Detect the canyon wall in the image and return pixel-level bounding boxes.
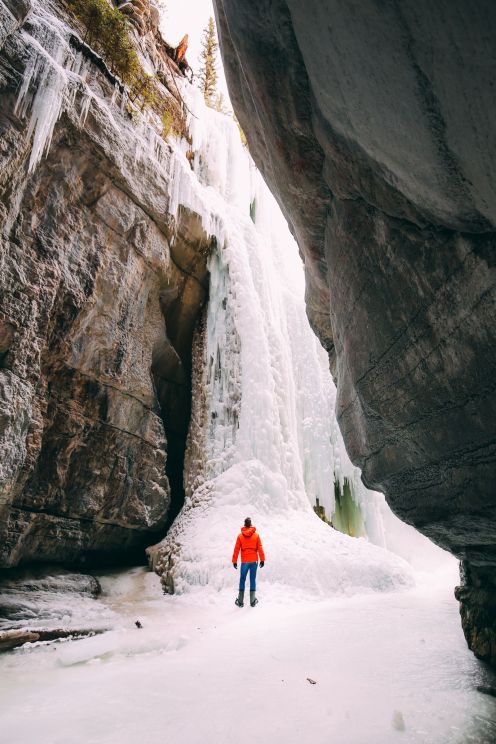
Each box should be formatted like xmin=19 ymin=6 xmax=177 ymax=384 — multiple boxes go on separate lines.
xmin=0 ymin=0 xmax=209 ymax=567
xmin=214 ymin=0 xmax=496 ymax=663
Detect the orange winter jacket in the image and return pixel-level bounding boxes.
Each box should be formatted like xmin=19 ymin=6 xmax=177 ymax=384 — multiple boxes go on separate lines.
xmin=232 ymin=526 xmax=265 ymax=564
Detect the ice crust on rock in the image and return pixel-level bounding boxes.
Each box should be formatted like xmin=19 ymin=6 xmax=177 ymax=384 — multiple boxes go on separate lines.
xmin=13 ymin=0 xmax=174 ymax=182
xmin=14 ymin=2 xmax=91 ymax=173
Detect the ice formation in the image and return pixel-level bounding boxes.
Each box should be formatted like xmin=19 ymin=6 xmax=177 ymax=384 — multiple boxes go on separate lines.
xmin=14 ymin=0 xmax=441 ymax=599
xmin=13 ymin=0 xmax=172 ymax=182
xmin=13 ymin=2 xmax=94 ymax=173
xmin=150 ymin=85 xmax=421 ymax=597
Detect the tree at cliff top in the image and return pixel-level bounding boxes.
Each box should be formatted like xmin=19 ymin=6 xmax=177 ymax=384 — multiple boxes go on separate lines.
xmin=66 ymin=0 xmax=186 ymax=135
xmin=198 ymin=16 xmax=219 ymax=107
xmin=67 ymin=0 xmax=139 ymax=82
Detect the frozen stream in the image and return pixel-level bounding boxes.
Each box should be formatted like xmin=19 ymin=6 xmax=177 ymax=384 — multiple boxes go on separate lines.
xmin=1 ymin=565 xmax=496 ymax=744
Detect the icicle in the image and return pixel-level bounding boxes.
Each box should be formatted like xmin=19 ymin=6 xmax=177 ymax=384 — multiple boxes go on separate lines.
xmin=78 ymin=90 xmax=93 ymax=127
xmin=13 ymin=1 xmax=77 ymax=172
xmin=13 ymin=1 xmax=138 ymax=173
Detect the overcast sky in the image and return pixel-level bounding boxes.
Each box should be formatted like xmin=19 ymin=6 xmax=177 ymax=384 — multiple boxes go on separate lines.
xmin=159 ymin=0 xmax=230 ymax=100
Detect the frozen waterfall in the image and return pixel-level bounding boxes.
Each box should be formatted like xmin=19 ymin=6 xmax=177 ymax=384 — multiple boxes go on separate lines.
xmin=149 ymin=86 xmax=439 ymax=596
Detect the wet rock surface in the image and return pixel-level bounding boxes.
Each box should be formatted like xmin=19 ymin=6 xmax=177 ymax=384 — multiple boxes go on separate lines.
xmin=0 ymin=627 xmax=102 ymax=652
xmin=214 ymin=0 xmax=496 ymax=661
xmin=0 ymin=1 xmax=210 ymax=567
xmin=456 ymin=563 xmax=496 ymax=666
xmin=0 ymin=565 xmax=103 ymax=631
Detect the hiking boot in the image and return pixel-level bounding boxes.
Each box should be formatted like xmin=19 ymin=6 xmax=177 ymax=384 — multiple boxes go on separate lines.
xmin=250 ymin=591 xmax=258 ymax=607
xmin=235 ymin=591 xmax=244 ymax=607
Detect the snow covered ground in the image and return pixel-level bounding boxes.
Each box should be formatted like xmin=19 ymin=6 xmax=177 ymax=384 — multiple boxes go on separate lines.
xmin=1 ymin=565 xmax=496 ymax=744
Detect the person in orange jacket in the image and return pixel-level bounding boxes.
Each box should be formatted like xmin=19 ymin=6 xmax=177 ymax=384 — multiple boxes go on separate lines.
xmin=232 ymin=517 xmax=265 ymax=607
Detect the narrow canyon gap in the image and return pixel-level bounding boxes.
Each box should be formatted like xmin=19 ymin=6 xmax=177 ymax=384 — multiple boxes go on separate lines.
xmin=213 ymin=0 xmax=496 ymax=664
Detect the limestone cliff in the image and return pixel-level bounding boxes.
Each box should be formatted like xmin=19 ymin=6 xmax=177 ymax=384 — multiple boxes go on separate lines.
xmin=214 ymin=0 xmax=496 ymax=663
xmin=0 ymin=0 xmax=210 ymax=566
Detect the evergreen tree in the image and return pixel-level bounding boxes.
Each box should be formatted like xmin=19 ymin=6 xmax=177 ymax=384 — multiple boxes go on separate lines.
xmin=198 ymin=16 xmax=219 ymax=107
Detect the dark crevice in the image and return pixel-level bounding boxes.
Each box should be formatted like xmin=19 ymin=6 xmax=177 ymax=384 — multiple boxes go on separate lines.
xmin=152 ymin=336 xmax=194 ymax=535
xmin=163 ymin=433 xmax=188 ymax=530
xmin=152 ymin=235 xmax=211 ymax=537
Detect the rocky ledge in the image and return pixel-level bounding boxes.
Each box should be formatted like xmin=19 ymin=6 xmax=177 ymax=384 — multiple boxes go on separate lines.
xmin=214 ymin=0 xmax=496 ymax=663
xmin=0 ymin=0 xmax=211 ymax=567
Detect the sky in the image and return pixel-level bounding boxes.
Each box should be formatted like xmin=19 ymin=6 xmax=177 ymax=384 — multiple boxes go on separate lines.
xmin=158 ymin=0 xmax=230 ymax=100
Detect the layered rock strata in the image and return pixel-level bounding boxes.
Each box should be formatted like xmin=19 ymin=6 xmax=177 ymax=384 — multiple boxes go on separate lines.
xmin=214 ymin=0 xmax=496 ymax=663
xmin=0 ymin=0 xmax=210 ymax=566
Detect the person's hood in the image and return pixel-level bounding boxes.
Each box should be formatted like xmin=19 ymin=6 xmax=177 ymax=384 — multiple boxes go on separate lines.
xmin=241 ymin=526 xmax=256 ymax=537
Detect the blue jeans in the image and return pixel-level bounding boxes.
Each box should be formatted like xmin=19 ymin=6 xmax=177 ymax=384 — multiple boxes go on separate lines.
xmin=239 ymin=562 xmax=258 ymax=591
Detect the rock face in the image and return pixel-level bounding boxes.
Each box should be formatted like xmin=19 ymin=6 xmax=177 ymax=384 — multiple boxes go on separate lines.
xmin=0 ymin=0 xmax=210 ymax=566
xmin=0 ymin=564 xmax=102 ymax=631
xmin=214 ymin=0 xmax=496 ymax=662
xmin=112 ymin=0 xmax=191 ymax=79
